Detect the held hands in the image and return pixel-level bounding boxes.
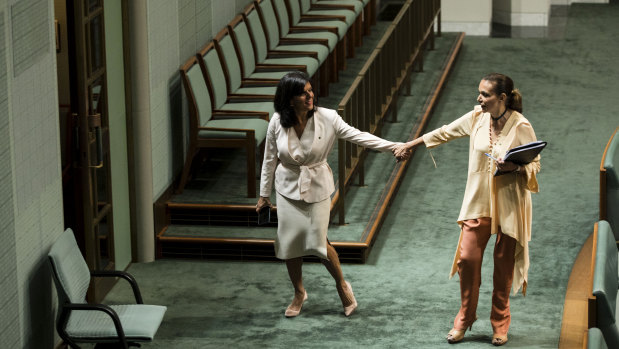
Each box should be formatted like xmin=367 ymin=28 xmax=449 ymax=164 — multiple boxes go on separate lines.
xmin=255 ymin=196 xmax=272 ymax=213
xmin=392 ymin=143 xmax=412 ymax=162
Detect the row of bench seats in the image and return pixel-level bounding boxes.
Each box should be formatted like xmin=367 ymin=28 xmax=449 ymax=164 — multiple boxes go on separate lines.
xmin=177 ymin=0 xmax=377 ymax=197
xmin=600 ymin=126 xmax=619 ymax=239
xmin=588 ymin=221 xmax=618 ymax=349
xmin=587 ymin=126 xmax=619 ymax=349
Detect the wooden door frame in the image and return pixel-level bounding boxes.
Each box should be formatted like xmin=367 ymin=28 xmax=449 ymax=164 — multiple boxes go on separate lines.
xmin=68 ymin=0 xmax=116 ymax=302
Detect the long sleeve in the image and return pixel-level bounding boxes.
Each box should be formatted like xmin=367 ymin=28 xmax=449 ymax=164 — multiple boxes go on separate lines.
xmin=332 ymin=113 xmax=399 ymax=152
xmin=423 ymin=108 xmax=478 ymax=148
xmin=515 ymin=123 xmax=541 ymax=193
xmin=259 ymin=117 xmax=279 ymax=197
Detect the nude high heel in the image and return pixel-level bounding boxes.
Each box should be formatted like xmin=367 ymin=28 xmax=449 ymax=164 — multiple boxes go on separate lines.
xmin=446 ymin=316 xmax=477 ymax=344
xmin=492 ymin=334 xmax=508 ymax=346
xmin=285 ymin=291 xmax=307 ymax=318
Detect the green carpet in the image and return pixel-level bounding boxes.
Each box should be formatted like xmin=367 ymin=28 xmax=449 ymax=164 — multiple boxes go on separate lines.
xmin=104 ymin=4 xmax=619 ymax=348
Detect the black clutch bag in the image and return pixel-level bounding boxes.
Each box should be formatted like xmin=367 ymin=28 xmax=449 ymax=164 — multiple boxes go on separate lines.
xmin=257 ymin=206 xmax=271 ymax=225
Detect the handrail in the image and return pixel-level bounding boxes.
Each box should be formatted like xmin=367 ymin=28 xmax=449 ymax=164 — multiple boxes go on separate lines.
xmin=334 ymin=0 xmax=441 ymax=224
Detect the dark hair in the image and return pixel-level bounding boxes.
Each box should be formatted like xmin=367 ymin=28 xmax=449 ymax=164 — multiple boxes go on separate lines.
xmin=482 ymin=73 xmax=523 ymax=113
xmin=273 ymin=71 xmax=316 ymax=128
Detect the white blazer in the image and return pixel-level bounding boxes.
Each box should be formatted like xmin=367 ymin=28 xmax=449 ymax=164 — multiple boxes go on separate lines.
xmin=260 ymin=107 xmax=399 ymax=203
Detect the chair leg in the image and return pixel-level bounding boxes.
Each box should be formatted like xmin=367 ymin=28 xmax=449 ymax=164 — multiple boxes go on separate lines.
xmin=356 ymin=16 xmax=363 ymax=46
xmin=346 ymin=30 xmax=355 ymax=58
xmin=247 ymin=139 xmax=257 ymax=198
xmin=336 ymin=40 xmax=346 ymax=72
xmin=177 ymin=145 xmax=197 ymax=194
xmin=319 ymin=63 xmax=330 ymax=96
xmin=370 ymin=0 xmax=377 ymax=26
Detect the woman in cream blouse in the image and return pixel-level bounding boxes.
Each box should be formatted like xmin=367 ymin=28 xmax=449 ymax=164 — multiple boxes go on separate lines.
xmin=256 ymin=72 xmax=400 ymax=318
xmin=394 ymin=73 xmax=540 ymax=346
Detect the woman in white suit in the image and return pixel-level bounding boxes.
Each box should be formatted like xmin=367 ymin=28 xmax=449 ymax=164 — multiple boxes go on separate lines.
xmin=256 ymin=72 xmax=400 ymax=317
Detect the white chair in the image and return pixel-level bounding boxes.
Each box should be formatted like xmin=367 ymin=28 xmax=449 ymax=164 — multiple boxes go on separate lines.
xmin=48 ymin=228 xmax=166 ymax=348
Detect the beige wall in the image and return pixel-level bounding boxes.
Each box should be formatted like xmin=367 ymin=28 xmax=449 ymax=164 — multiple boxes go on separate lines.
xmin=493 ymin=0 xmax=551 ymax=26
xmin=0 ymin=0 xmax=64 ymax=347
xmin=443 ymin=0 xmax=609 ymax=34
xmin=442 ymin=0 xmax=492 ymax=35
xmin=0 ymin=0 xmax=259 ymax=345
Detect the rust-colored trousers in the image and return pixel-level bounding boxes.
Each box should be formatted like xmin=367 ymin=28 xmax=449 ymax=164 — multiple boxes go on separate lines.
xmin=453 ymin=218 xmax=516 ymax=336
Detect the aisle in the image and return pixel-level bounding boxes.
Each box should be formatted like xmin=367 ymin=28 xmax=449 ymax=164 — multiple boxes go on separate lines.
xmin=103 ymin=4 xmax=619 ymax=348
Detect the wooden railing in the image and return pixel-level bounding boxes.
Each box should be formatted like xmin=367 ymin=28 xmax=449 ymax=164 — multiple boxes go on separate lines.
xmin=333 ymin=0 xmax=441 ymax=224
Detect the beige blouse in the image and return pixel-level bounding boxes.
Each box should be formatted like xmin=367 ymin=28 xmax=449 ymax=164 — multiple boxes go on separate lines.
xmin=422 ymin=105 xmax=541 ymax=295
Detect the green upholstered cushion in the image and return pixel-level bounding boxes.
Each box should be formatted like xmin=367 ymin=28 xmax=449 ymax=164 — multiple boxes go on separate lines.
xmin=65 ymin=304 xmax=167 ymax=340
xmin=235 ymin=86 xmax=277 ymax=95
xmin=315 ymin=0 xmax=365 ymax=13
xmin=588 ymin=327 xmax=609 ymax=349
xmin=247 ymin=70 xmax=290 ymax=80
xmin=292 ymin=20 xmax=348 ymax=38
xmin=274 ymin=0 xmax=345 ymax=41
xmin=283 ymin=32 xmax=337 ymax=52
xmin=592 ymin=220 xmax=619 ymax=349
xmin=259 ymin=0 xmax=282 ymax=50
xmin=275 ymin=43 xmax=330 ymax=62
xmin=603 ymin=129 xmax=619 ymax=237
xmin=245 ymin=9 xmax=321 ymax=75
xmin=232 ymin=22 xmax=258 ymax=79
xmin=200 ymin=118 xmax=269 ymax=143
xmin=273 ymin=0 xmax=292 ymax=36
xmin=48 ymin=228 xmax=91 ymax=304
xmin=295 ymin=0 xmax=355 ymax=28
xmin=303 ymin=9 xmax=356 ymax=26
xmin=604 ymin=130 xmax=619 ymax=188
xmin=202 ymin=50 xmax=229 ymax=111
xmin=262 ymin=56 xmax=320 ymax=75
xmin=217 ymin=35 xmax=243 ymax=92
xmin=217 ymin=101 xmax=275 ymax=116
xmin=246 ymin=10 xmax=270 ymax=62
xmin=186 ymin=63 xmax=213 ymax=126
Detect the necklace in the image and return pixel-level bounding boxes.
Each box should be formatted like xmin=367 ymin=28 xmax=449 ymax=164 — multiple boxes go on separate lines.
xmin=491 ymin=108 xmax=508 ymax=121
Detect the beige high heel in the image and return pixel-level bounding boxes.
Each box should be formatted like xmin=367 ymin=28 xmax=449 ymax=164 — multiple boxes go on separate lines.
xmin=446 ymin=316 xmax=477 ymax=344
xmin=492 ymin=334 xmax=508 ymax=346
xmin=341 ymin=281 xmax=357 ymax=317
xmin=285 ymin=291 xmax=307 ymax=318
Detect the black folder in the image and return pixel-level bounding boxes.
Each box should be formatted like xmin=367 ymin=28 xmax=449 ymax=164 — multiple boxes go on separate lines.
xmin=495 ymin=140 xmax=547 ymax=176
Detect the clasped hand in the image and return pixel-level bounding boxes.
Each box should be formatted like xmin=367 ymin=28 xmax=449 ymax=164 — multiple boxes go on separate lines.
xmin=495 ymin=158 xmax=519 ymax=172
xmin=392 ymin=143 xmax=412 ymax=162
xmin=255 ymin=196 xmax=272 ymax=213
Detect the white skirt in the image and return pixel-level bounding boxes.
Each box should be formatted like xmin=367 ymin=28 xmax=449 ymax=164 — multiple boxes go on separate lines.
xmin=274 ymin=192 xmax=330 ymax=260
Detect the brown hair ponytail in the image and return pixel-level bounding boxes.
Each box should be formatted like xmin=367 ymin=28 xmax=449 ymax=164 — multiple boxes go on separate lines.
xmin=482 ymin=73 xmax=523 ymax=113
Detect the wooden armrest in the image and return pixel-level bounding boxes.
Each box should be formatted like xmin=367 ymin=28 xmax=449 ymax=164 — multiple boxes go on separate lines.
xmin=267 ymin=50 xmax=319 ymax=60
xmin=289 ymin=25 xmax=338 ymax=35
xmin=301 ymin=14 xmax=346 ymax=22
xmin=240 ymin=79 xmax=280 ymax=87
xmin=311 ymin=3 xmax=355 ymax=11
xmin=241 ymin=77 xmax=280 ymax=83
xmin=198 ymin=126 xmax=254 ymax=133
xmin=256 ymin=63 xmax=307 ymax=72
xmin=212 ymin=110 xmax=269 ymax=120
xmin=227 ymin=94 xmax=274 ymax=102
xmin=279 ymin=37 xmax=329 ymax=48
